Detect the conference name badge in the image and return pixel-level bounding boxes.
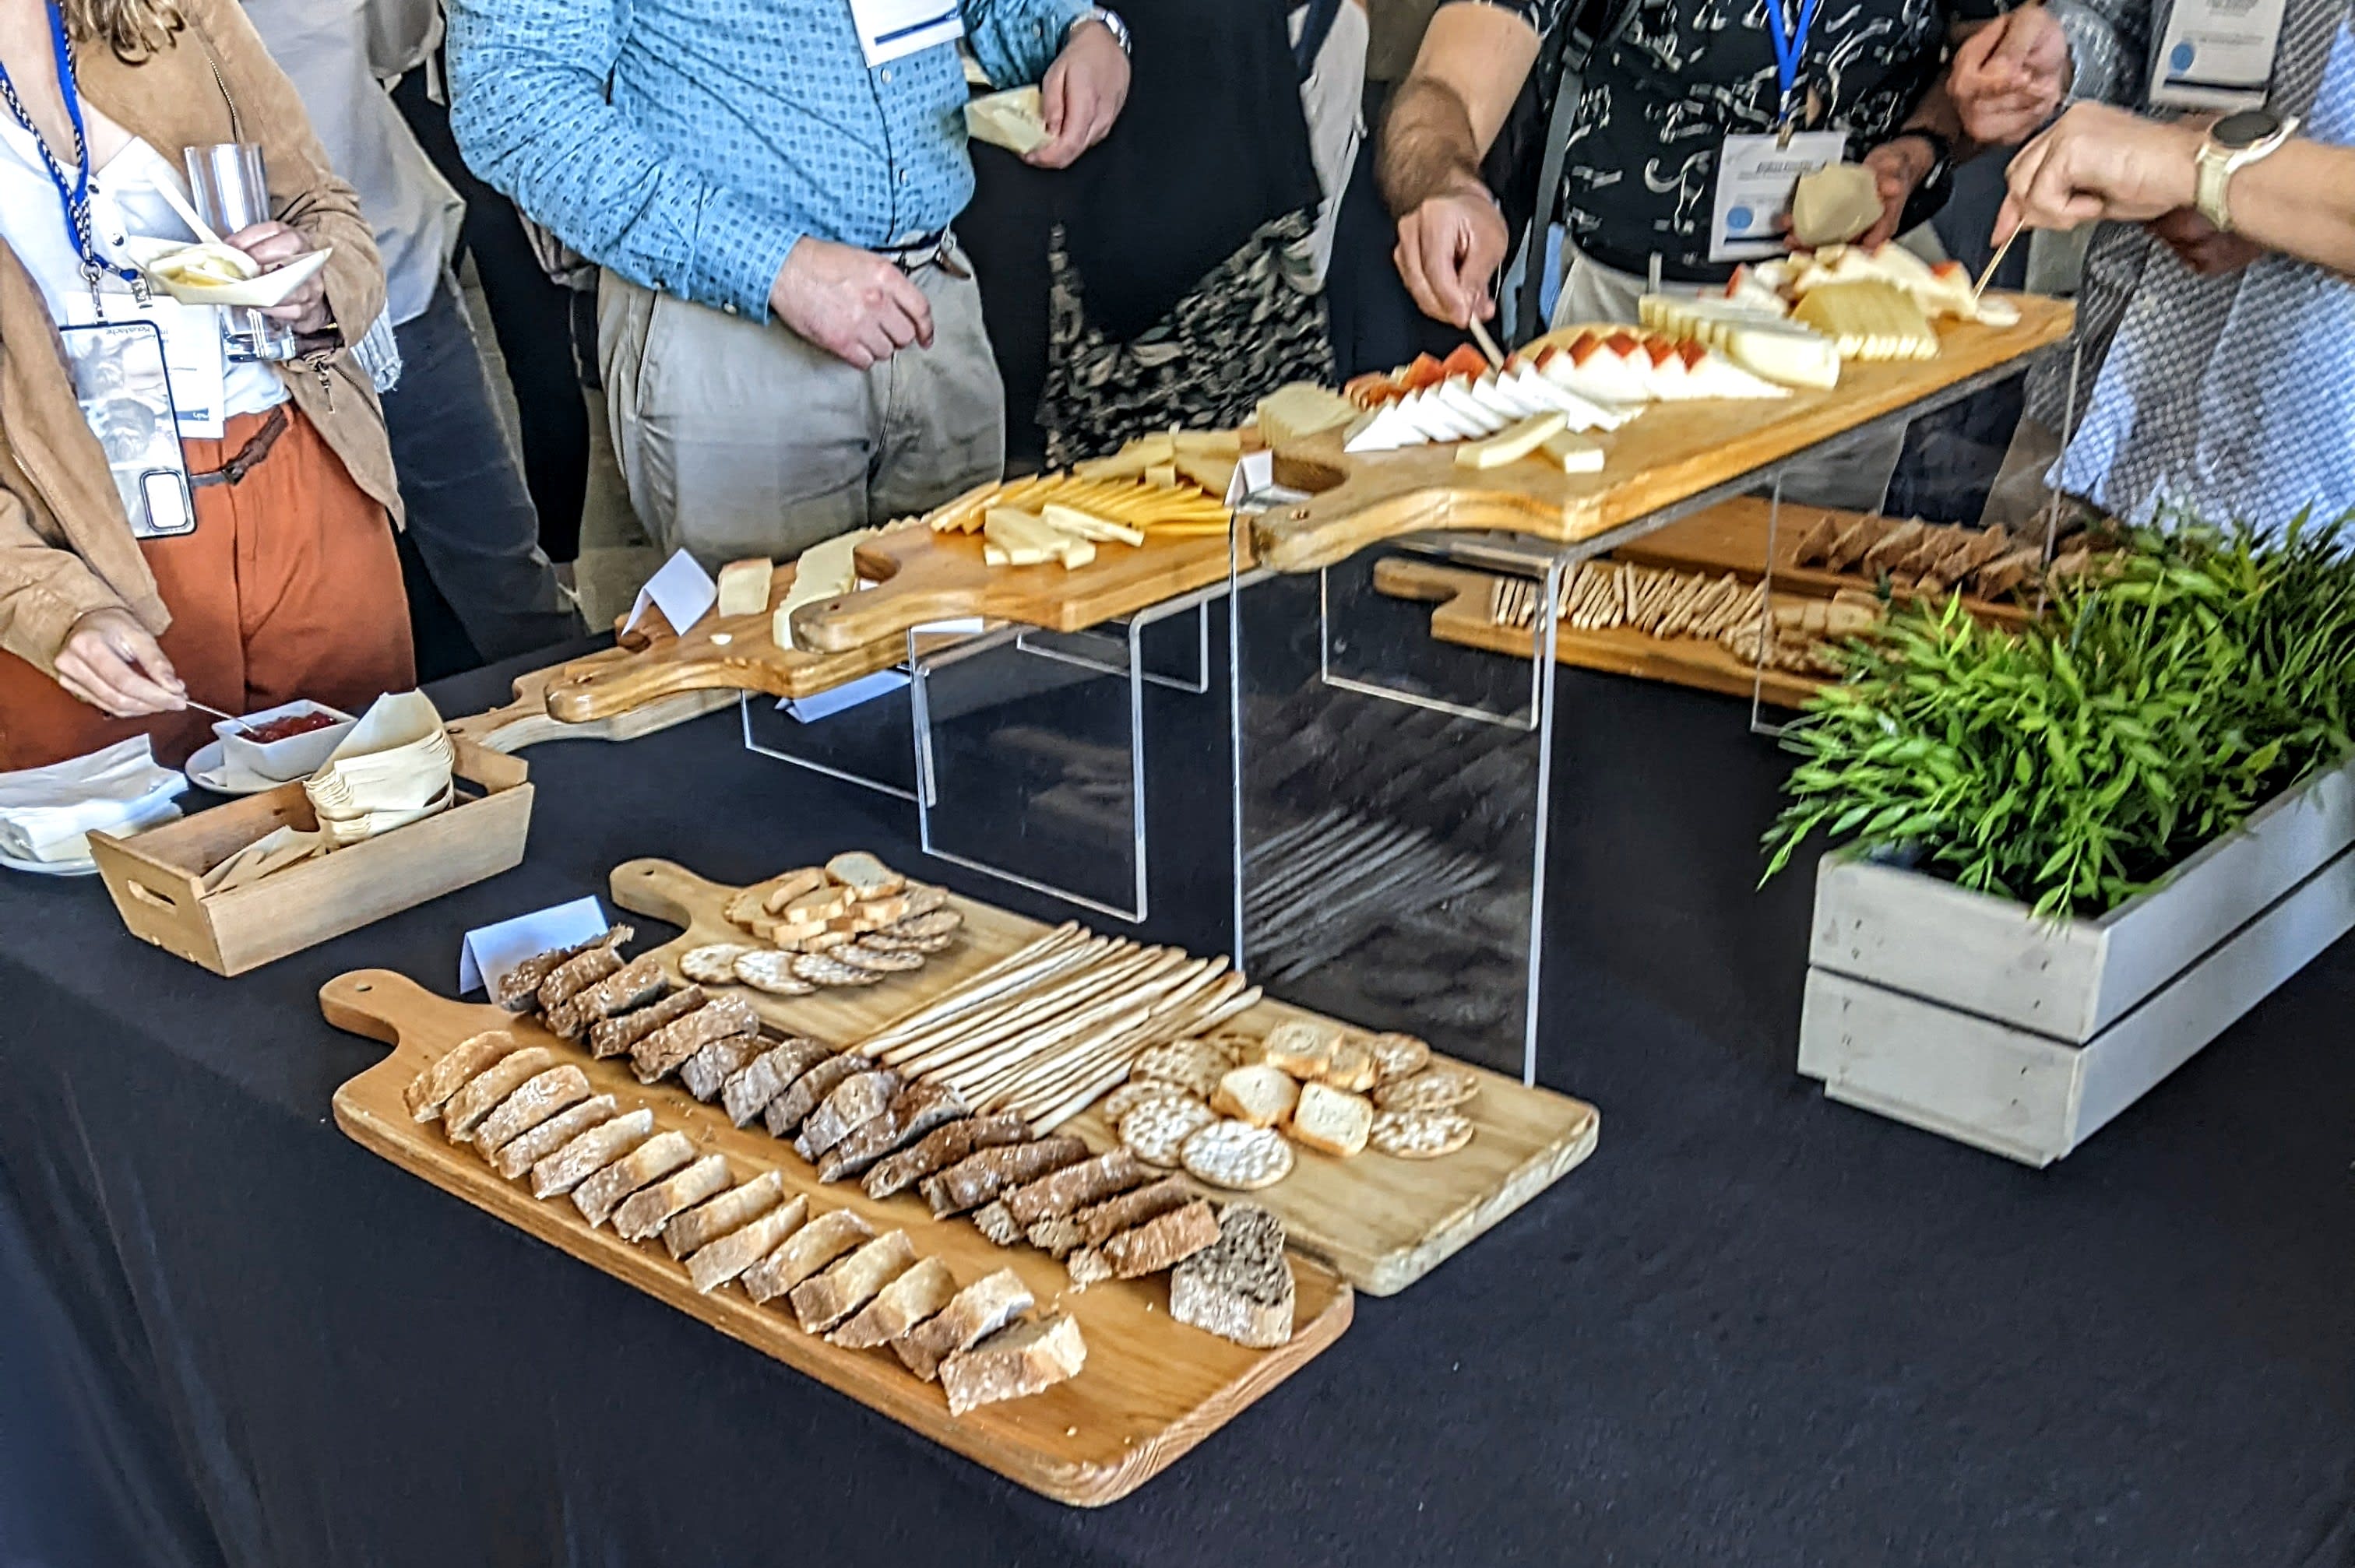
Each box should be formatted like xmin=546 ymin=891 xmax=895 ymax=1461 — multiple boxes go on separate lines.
xmin=1710 ymin=131 xmax=1846 ymax=262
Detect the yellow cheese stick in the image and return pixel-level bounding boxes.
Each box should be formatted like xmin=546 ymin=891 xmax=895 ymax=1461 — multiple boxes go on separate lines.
xmin=1456 ymin=411 xmax=1567 ymax=470
xmin=926 ymin=478 xmax=1003 ymax=533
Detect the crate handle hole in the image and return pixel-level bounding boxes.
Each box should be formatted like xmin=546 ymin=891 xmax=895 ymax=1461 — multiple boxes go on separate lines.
xmin=354 ymin=982 xmax=372 ymax=993
xmin=123 ymin=881 xmax=178 ymax=912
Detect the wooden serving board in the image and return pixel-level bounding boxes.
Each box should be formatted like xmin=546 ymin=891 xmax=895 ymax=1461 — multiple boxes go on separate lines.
xmin=324 ymin=969 xmax=1352 ymax=1507
xmin=535 ymin=562 xmax=917 ymax=724
xmin=1613 ymin=497 xmax=2036 ymax=627
xmin=445 ymin=649 xmax=738 ymax=754
xmin=1251 ymin=296 xmax=2074 ymax=573
xmin=1373 ymin=555 xmax=1823 ymax=710
xmin=613 ymin=858 xmax=1601 ymax=1296
xmin=788 ymin=523 xmax=1244 ymax=655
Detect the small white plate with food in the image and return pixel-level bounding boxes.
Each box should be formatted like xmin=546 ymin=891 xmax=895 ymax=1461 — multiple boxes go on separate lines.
xmin=127 ymin=237 xmax=333 ymax=309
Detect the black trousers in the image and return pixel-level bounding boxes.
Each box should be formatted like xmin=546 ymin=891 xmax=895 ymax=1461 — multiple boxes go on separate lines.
xmin=393 ymin=69 xmax=590 ymax=564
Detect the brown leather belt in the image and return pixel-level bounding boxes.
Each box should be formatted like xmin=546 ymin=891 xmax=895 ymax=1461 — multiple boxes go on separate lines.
xmin=188 ymin=406 xmax=290 ymax=489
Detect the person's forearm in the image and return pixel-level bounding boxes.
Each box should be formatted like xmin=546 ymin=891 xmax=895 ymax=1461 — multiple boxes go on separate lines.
xmin=442 ymin=0 xmax=808 ymax=321
xmin=1901 ymin=79 xmax=1976 ymax=160
xmin=2218 ymin=140 xmax=2355 ymax=277
xmin=1378 ymin=74 xmax=1487 ymax=216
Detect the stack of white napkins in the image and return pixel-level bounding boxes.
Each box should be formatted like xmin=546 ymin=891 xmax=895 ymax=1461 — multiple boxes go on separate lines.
xmin=0 ymin=736 xmax=186 ymax=866
xmin=303 ymin=691 xmax=454 ymax=849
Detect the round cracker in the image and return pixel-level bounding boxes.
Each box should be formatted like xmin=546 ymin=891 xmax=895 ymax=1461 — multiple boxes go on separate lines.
xmin=899 ymin=884 xmax=950 ymax=918
xmin=1131 ymin=1039 xmax=1228 ymax=1100
xmin=1179 ymin=1119 xmax=1294 ymax=1191
xmin=1367 ymin=1032 xmax=1431 ymax=1082
xmin=836 ymin=940 xmax=926 ymax=974
xmin=1369 ymin=1108 xmax=1473 ymax=1159
xmin=681 ymin=944 xmax=755 ymax=985
xmin=888 ymin=908 xmax=963 ymax=941
xmin=791 ymin=951 xmax=879 ymax=987
xmin=1100 ymin=1081 xmax=1192 ymax=1123
xmin=1374 ymin=1064 xmax=1478 ymax=1112
xmin=1118 ymin=1095 xmax=1216 ymax=1167
xmin=732 ymin=950 xmax=817 ymax=995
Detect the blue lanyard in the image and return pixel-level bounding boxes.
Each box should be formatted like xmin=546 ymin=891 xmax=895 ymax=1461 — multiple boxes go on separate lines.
xmin=0 ymin=2 xmax=142 ymax=294
xmin=1765 ymin=0 xmax=1822 ymax=125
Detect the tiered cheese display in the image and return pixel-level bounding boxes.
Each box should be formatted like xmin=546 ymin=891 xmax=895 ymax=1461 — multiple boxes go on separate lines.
xmin=924 ymin=471 xmax=1232 ymax=571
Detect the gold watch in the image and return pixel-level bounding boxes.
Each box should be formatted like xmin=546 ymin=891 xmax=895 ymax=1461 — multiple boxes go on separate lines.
xmin=2194 ymin=108 xmax=2298 ymax=233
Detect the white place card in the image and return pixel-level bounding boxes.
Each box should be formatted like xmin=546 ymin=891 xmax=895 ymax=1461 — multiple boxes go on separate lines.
xmin=623 ymin=549 xmax=718 ymax=637
xmin=459 ymin=895 xmax=609 ymax=997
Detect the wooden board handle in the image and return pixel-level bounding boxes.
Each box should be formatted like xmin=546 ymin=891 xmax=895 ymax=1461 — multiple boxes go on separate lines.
xmin=1369 ymin=556 xmax=1481 ymax=610
xmin=790 ymin=581 xmax=979 ymax=655
xmin=608 ymin=857 xmax=734 ymax=934
xmin=319 ymin=969 xmax=439 ymax=1048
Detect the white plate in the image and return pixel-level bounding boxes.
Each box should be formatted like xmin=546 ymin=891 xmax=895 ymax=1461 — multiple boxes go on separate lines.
xmin=0 ymin=846 xmax=98 ymax=876
xmin=185 ymin=739 xmax=290 ymax=796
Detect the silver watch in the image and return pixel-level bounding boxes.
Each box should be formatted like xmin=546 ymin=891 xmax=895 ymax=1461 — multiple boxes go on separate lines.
xmin=1068 ymin=5 xmax=1130 ymax=54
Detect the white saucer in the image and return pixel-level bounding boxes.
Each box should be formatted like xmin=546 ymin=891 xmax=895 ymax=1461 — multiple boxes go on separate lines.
xmin=186 ymin=738 xmax=295 ymax=796
xmin=0 ymin=846 xmax=99 ymax=877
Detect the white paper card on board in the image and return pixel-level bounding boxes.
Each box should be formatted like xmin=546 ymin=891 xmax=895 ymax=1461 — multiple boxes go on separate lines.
xmin=1226 ymin=449 xmax=1275 ymax=507
xmin=1710 ymin=131 xmax=1846 ymax=262
xmin=782 ymin=668 xmax=910 ymax=723
xmin=624 ymin=550 xmax=718 ymax=637
xmin=847 ymin=0 xmax=964 ymax=68
xmin=2149 ymin=0 xmax=2286 ymax=109
xmin=459 ymin=895 xmax=609 ymax=996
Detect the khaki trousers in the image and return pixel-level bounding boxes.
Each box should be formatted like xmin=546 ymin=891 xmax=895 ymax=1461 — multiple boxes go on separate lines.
xmin=598 ymin=250 xmax=1005 ymax=568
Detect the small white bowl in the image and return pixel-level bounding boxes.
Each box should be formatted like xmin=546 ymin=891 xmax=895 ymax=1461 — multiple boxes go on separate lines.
xmin=215 ymin=699 xmax=356 ymax=782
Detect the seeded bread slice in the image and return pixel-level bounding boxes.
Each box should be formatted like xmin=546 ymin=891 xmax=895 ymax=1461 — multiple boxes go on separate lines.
xmin=720 ymin=1038 xmax=833 ymax=1127
xmin=546 ymin=955 xmax=667 ymax=1039
xmin=495 ymin=926 xmax=625 ymax=1011
xmin=680 ymin=1033 xmax=761 ymax=1102
xmin=864 ymin=1111 xmax=1031 ymax=1200
xmin=535 ymin=943 xmax=624 ymax=1014
xmin=765 ymin=1053 xmax=874 ymax=1138
xmin=1027 ymin=1174 xmax=1193 ymax=1259
xmin=1065 ymin=1198 xmax=1220 ymax=1290
xmin=1170 ymin=1204 xmax=1294 ymax=1348
xmin=892 ymin=1267 xmax=1034 ymax=1381
xmin=794 ymin=1068 xmax=903 ymax=1161
xmin=685 ymin=1194 xmax=809 ymax=1294
xmin=821 ymin=1081 xmax=970 ymax=1183
xmin=940 ymin=1313 xmax=1087 ymax=1417
xmin=920 ymin=1136 xmax=1088 ymax=1217
xmin=589 ymin=986 xmax=706 ymax=1060
xmin=632 ymin=995 xmax=760 ymax=1084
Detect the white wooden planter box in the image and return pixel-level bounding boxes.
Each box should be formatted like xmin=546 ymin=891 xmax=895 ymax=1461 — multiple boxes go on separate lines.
xmin=1797 ymin=751 xmax=2355 ymax=1165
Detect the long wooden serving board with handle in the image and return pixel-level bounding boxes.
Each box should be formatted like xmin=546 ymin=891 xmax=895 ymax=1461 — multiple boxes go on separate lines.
xmin=1251 ymin=296 xmax=2073 ymax=575
xmin=611 ymin=857 xmax=1600 ymax=1296
xmin=445 ymin=648 xmax=739 ymax=754
xmin=787 ymin=521 xmax=1246 ymax=655
xmin=324 ymin=968 xmax=1352 ymax=1507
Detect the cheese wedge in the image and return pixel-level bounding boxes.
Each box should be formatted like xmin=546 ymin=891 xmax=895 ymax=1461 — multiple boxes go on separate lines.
xmin=773 ymin=528 xmax=872 ymax=649
xmin=984 ymin=508 xmax=1095 ymax=568
xmin=1789 ymin=164 xmax=1883 ymax=248
xmin=1790 ymin=281 xmax=1939 ymax=361
xmin=1256 ymin=382 xmax=1360 ymax=446
xmin=965 ymin=86 xmax=1050 ymax=154
xmin=716 ymin=557 xmax=772 ymax=618
xmin=1456 ymin=411 xmax=1566 ymax=469
xmin=1074 ymin=432 xmax=1176 ymax=480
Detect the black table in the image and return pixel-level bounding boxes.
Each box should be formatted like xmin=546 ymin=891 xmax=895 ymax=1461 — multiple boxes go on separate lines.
xmin=5 ymin=647 xmax=2351 ymax=1568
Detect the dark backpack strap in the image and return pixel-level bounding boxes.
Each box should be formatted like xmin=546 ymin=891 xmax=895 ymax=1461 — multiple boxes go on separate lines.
xmin=1293 ymin=0 xmax=1344 ymax=80
xmin=1510 ymin=0 xmax=1639 ymax=342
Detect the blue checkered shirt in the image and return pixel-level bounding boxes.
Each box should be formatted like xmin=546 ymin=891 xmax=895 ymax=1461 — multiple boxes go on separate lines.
xmin=444 ymin=0 xmax=1086 ymax=324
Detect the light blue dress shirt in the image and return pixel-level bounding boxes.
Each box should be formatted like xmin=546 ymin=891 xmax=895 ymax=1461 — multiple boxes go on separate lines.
xmin=443 ymin=0 xmax=1086 ymax=325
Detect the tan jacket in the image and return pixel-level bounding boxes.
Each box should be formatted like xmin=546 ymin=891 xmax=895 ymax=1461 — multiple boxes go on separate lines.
xmin=0 ymin=0 xmax=396 ymax=677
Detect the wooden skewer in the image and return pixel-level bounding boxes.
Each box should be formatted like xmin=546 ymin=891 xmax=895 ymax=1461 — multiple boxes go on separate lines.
xmin=1973 ymin=230 xmax=2017 ymax=303
xmin=1469 ymin=313 xmax=1505 ymax=369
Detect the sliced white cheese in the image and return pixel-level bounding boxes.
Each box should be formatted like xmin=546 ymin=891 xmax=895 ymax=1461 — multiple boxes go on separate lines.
xmin=1401 ymin=388 xmax=1481 ymax=442
xmin=1342 ymin=403 xmax=1413 ymax=453
xmin=1474 ymin=370 xmax=1546 ymax=421
xmin=1540 ymin=430 xmax=1605 ymax=473
xmin=1040 ymin=503 xmax=1144 ymax=547
xmin=983 ymin=508 xmax=1067 ymax=567
xmin=1456 ymin=411 xmax=1567 ymax=469
xmin=1434 ymin=378 xmax=1509 ymax=436
xmin=1257 ymin=382 xmax=1362 ymax=446
xmin=773 ymin=527 xmax=873 ymax=649
xmin=716 ymin=557 xmax=772 ymax=619
xmin=1721 ymin=322 xmax=1841 ymax=389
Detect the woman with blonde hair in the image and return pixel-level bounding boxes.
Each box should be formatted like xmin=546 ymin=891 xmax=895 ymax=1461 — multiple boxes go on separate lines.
xmin=0 ymin=0 xmax=412 ymax=768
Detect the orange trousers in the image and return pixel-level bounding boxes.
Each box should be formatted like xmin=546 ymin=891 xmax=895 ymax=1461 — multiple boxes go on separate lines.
xmin=0 ymin=405 xmax=415 ymax=771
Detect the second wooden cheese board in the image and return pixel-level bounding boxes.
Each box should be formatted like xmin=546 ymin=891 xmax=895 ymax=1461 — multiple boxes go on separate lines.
xmin=445 ymin=648 xmax=737 ymax=754
xmin=1251 ymin=296 xmax=2073 ymax=573
xmin=324 ymin=971 xmax=1351 ymax=1507
xmin=612 ymin=858 xmax=1600 ymax=1296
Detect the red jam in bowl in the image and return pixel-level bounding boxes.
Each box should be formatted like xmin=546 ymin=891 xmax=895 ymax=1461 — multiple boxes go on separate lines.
xmin=238 ymin=710 xmax=340 ymax=744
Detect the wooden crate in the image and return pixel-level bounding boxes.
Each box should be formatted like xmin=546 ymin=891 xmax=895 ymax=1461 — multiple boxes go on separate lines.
xmin=86 ymin=740 xmax=532 ymax=977
xmin=1798 ymin=752 xmax=2355 ymax=1164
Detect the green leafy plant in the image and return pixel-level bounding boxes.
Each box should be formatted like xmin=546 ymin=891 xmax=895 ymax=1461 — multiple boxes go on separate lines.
xmin=1762 ymin=511 xmax=2355 ymax=918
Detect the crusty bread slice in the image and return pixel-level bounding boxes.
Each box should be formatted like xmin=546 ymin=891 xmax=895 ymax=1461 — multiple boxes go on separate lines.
xmin=443 ymin=1046 xmax=559 ymax=1143
xmin=829 ymin=1256 xmax=957 ymax=1348
xmin=664 ymin=1170 xmax=785 ymax=1260
xmin=893 ymin=1267 xmax=1034 ymax=1381
xmin=493 ymin=1095 xmax=617 ymax=1181
xmin=406 ymin=1029 xmax=519 ymax=1120
xmin=742 ymin=1208 xmax=871 ymax=1303
xmin=588 ymin=986 xmax=705 ymax=1061
xmin=1209 ymin=1064 xmax=1299 ymax=1130
xmin=473 ymin=1065 xmax=593 ymax=1158
xmin=940 ymin=1314 xmax=1086 ymax=1417
xmin=1259 ymin=1019 xmax=1343 ymax=1079
xmin=864 ymin=1110 xmax=1032 ymax=1200
xmin=572 ymin=1130 xmax=697 ymax=1228
xmin=765 ymin=1053 xmax=873 ymax=1138
xmin=789 ymin=1230 xmax=916 ymax=1332
xmin=530 ymin=1109 xmax=653 ymax=1198
xmin=1289 ymin=1081 xmax=1372 ymax=1158
xmin=685 ymin=1194 xmax=809 ymax=1294
xmin=613 ymin=1153 xmax=733 ymax=1243
xmin=826 ymin=851 xmax=906 ymax=901
xmin=1065 ymin=1198 xmax=1220 ymax=1290
xmin=920 ymin=1136 xmax=1089 ymax=1217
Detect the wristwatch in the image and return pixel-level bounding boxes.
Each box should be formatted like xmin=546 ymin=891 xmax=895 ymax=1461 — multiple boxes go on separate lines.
xmin=1068 ymin=5 xmax=1130 ymax=54
xmin=2195 ymin=107 xmax=2299 ymax=233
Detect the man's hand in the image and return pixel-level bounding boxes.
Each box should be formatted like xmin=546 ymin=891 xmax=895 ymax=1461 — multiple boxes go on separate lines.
xmin=1858 ymin=137 xmax=1936 ymax=248
xmin=225 ymin=222 xmax=330 ymax=332
xmin=1996 ymin=101 xmax=2202 ymax=243
xmin=1027 ymin=19 xmax=1130 ymax=169
xmin=1948 ymin=5 xmax=2071 ymax=147
xmin=2146 ymin=206 xmax=2266 ymax=276
xmin=1394 ymin=184 xmax=1511 ymax=327
xmin=769 ymin=237 xmax=935 ymax=369
xmin=54 ymin=607 xmax=184 ymax=717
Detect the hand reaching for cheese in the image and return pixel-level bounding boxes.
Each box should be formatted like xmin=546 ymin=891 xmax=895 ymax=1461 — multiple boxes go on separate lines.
xmin=1857 ymin=140 xmax=1935 ymax=249
xmin=1394 ymin=183 xmax=1511 ymax=328
xmin=224 ymin=221 xmax=330 ymax=332
xmin=769 ymin=237 xmax=936 ymax=369
xmin=1026 ymin=19 xmax=1130 ymax=170
xmin=1994 ymin=103 xmax=2203 ymax=244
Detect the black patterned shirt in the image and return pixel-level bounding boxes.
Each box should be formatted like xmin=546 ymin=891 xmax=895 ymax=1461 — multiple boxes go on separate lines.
xmin=1473 ymin=0 xmax=2005 ymax=280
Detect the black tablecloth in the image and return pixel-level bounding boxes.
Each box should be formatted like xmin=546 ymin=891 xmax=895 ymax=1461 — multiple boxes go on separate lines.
xmin=5 ymin=643 xmax=2352 ymax=1568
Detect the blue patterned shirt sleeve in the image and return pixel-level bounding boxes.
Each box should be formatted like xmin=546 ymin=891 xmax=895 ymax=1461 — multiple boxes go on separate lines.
xmin=966 ymin=0 xmax=1093 ymax=87
xmin=444 ymin=0 xmax=803 ymax=322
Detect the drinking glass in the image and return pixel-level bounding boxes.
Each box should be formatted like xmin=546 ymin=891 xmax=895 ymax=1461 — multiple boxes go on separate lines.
xmin=183 ymin=142 xmax=299 ymax=362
